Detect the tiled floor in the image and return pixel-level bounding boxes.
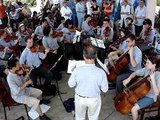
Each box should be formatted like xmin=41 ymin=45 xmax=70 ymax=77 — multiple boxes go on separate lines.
xmin=0 ymin=71 xmax=155 ymax=120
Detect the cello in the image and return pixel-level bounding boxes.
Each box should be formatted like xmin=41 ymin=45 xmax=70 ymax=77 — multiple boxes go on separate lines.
xmin=114 ymin=73 xmax=152 ymax=114
xmin=107 ymin=50 xmax=130 ymax=82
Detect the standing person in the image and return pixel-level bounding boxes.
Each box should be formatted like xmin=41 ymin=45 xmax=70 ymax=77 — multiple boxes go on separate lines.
xmin=7 ymin=58 xmax=51 ymax=120
xmin=76 ymin=0 xmax=86 ymax=28
xmin=67 ymin=0 xmax=77 ymax=27
xmin=104 ymin=0 xmax=113 ymax=19
xmin=68 ymin=46 xmax=108 ymax=120
xmin=134 ymin=0 xmax=146 ymax=37
xmin=123 ymin=56 xmax=160 ymax=120
xmin=0 ymin=0 xmax=8 ymax=29
xmin=60 ymin=1 xmax=72 ymax=20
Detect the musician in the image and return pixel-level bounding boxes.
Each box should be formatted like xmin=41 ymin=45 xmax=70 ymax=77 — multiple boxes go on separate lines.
xmin=108 ymin=28 xmax=128 ymax=66
xmin=45 ymin=12 xmax=55 ymax=29
xmin=34 ymin=19 xmax=48 ymax=41
xmin=0 ymin=29 xmax=18 ymax=60
xmin=82 ymin=15 xmax=95 ymax=37
xmin=115 ymin=34 xmax=142 ymax=94
xmin=0 ymin=0 xmax=8 ymax=29
xmin=123 ymin=56 xmax=160 ymax=120
xmin=16 ymin=23 xmax=33 ymax=53
xmin=7 ymin=58 xmax=51 ymax=120
xmin=138 ymin=18 xmax=155 ymax=52
xmin=68 ymin=46 xmax=108 ymax=120
xmin=62 ymin=19 xmax=75 ymax=59
xmin=125 ymin=17 xmax=135 ymax=35
xmin=42 ymin=26 xmax=64 ymax=67
xmin=19 ymin=36 xmax=53 ymax=85
xmin=56 ymin=17 xmax=65 ymax=32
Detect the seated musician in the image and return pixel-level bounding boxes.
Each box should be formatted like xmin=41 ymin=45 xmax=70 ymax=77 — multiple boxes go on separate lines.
xmin=125 ymin=17 xmax=135 ymax=35
xmin=34 ymin=19 xmax=48 ymax=42
xmin=19 ymin=36 xmax=53 ymax=85
xmin=45 ymin=12 xmax=55 ymax=29
xmin=0 ymin=29 xmax=18 ymax=60
xmin=115 ymin=34 xmax=142 ymax=95
xmin=56 ymin=17 xmax=65 ymax=32
xmin=123 ymin=56 xmax=160 ymax=120
xmin=7 ymin=58 xmax=51 ymax=120
xmin=62 ymin=19 xmax=75 ymax=59
xmin=16 ymin=23 xmax=33 ymax=53
xmin=108 ymin=28 xmax=128 ymax=66
xmin=100 ymin=18 xmax=113 ymax=43
xmin=81 ymin=15 xmax=95 ymax=37
xmin=42 ymin=26 xmax=64 ymax=67
xmin=138 ymin=18 xmax=155 ymax=52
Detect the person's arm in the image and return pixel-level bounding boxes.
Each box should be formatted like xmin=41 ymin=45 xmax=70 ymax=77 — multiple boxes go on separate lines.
xmin=150 ymin=72 xmax=160 ymax=96
xmin=123 ymin=72 xmax=137 ymax=86
xmin=129 ymin=46 xmax=137 ymax=67
xmin=40 ymin=48 xmax=50 ymax=60
xmin=19 ymin=80 xmax=33 ymax=91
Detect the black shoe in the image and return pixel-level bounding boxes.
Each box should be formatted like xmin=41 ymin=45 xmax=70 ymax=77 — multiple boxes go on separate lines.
xmin=39 ymin=114 xmax=51 ymax=120
xmin=40 ymin=99 xmax=51 ymax=105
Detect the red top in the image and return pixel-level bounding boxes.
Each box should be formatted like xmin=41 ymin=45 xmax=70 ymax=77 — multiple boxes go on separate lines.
xmin=0 ymin=4 xmax=7 ymax=19
xmin=104 ymin=4 xmax=112 ymax=16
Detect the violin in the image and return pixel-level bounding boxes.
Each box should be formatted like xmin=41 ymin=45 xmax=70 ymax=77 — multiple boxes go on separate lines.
xmin=88 ymin=19 xmax=98 ymax=28
xmin=0 ymin=45 xmax=19 ymax=56
xmin=69 ymin=26 xmax=81 ymax=32
xmin=30 ymin=45 xmax=45 ymax=53
xmin=16 ymin=66 xmax=31 ymax=76
xmin=52 ymin=31 xmax=63 ymax=37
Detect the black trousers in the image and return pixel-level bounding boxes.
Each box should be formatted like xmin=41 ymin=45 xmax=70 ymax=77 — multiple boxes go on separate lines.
xmin=29 ymin=65 xmax=53 ymax=85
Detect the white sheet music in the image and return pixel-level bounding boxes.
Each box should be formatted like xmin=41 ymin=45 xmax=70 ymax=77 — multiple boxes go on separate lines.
xmin=90 ymin=37 xmax=106 ymax=49
xmin=67 ymin=60 xmax=85 ymax=74
xmin=73 ymin=30 xmax=81 ymax=44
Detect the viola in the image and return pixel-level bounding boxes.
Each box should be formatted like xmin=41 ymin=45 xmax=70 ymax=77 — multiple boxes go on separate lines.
xmin=114 ymin=73 xmax=152 ymax=114
xmin=107 ymin=50 xmax=130 ymax=82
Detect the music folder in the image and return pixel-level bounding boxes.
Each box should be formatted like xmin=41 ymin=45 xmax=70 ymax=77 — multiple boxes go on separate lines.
xmin=67 ymin=60 xmax=85 ymax=74
xmin=90 ymin=37 xmax=106 ymax=49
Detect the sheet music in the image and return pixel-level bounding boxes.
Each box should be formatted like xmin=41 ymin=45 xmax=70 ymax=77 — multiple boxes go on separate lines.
xmin=73 ymin=30 xmax=81 ymax=44
xmin=67 ymin=60 xmax=85 ymax=74
xmin=96 ymin=58 xmax=110 ymax=75
xmin=90 ymin=37 xmax=106 ymax=49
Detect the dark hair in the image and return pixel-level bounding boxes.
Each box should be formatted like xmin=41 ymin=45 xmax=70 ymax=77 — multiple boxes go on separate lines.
xmin=43 ymin=26 xmax=51 ymax=36
xmin=126 ymin=17 xmax=133 ymax=23
xmin=40 ymin=19 xmax=48 ymax=24
xmin=60 ymin=17 xmax=65 ymax=21
xmin=143 ymin=18 xmax=152 ymax=26
xmin=127 ymin=34 xmax=136 ymax=41
xmin=85 ymin=15 xmax=91 ymax=20
xmin=64 ymin=19 xmax=72 ymax=28
xmin=7 ymin=59 xmax=18 ymax=70
xmin=83 ymin=46 xmax=97 ymax=59
xmin=148 ymin=56 xmax=159 ymax=68
xmin=25 ymin=36 xmax=32 ymax=42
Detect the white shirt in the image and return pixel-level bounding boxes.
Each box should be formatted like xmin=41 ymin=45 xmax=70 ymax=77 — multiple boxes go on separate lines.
xmin=60 ymin=6 xmax=72 ymax=20
xmin=86 ymin=1 xmax=92 ymax=15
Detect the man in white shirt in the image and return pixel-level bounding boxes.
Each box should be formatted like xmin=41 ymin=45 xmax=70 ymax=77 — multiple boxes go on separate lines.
xmin=60 ymin=1 xmax=72 ymax=20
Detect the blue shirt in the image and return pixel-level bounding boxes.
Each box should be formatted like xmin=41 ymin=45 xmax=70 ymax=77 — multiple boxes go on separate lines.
xmin=35 ymin=25 xmax=44 ymax=40
xmin=135 ymin=68 xmax=160 ymax=102
xmin=68 ymin=64 xmax=108 ymax=97
xmin=19 ymin=47 xmax=43 ymax=68
xmin=7 ymin=72 xmax=29 ymax=103
xmin=82 ymin=21 xmax=94 ymax=36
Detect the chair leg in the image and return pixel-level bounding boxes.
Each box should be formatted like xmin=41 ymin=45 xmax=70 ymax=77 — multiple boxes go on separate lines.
xmin=24 ymin=105 xmax=30 ymax=120
xmin=3 ymin=106 xmax=7 ymax=120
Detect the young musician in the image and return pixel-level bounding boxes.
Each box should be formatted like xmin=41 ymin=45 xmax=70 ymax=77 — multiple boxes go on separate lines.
xmin=108 ymin=28 xmax=128 ymax=66
xmin=138 ymin=18 xmax=155 ymax=52
xmin=68 ymin=46 xmax=108 ymax=120
xmin=0 ymin=29 xmax=18 ymax=60
xmin=115 ymin=34 xmax=142 ymax=94
xmin=125 ymin=17 xmax=135 ymax=35
xmin=19 ymin=36 xmax=53 ymax=85
xmin=7 ymin=59 xmax=51 ymax=120
xmin=123 ymin=56 xmax=160 ymax=120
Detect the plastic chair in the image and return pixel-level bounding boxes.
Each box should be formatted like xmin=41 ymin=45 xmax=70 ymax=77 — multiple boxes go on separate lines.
xmin=139 ymin=97 xmax=160 ymax=120
xmin=0 ymin=80 xmax=30 ymax=120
